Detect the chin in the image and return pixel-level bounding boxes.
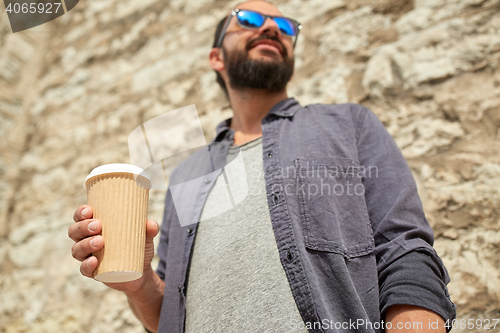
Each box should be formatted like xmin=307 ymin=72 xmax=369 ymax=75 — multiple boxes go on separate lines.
xmin=251 ymin=52 xmax=282 ymax=61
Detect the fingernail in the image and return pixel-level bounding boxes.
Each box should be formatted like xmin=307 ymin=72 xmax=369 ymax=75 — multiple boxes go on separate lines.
xmin=90 ymin=237 xmax=100 ymax=248
xmin=88 ymin=221 xmax=97 ymax=232
xmin=82 ymin=208 xmax=89 ymax=218
xmin=86 ymin=258 xmax=93 ymax=268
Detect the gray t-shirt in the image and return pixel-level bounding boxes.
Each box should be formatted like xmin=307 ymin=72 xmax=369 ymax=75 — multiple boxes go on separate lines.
xmin=185 ymin=136 xmax=308 ymax=333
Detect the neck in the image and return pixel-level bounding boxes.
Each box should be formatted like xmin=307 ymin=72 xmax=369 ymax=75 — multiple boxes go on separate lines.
xmin=227 ymin=88 xmax=288 ymax=145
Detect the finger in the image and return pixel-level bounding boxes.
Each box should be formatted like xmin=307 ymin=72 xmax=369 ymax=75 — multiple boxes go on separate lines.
xmin=68 ymin=219 xmax=101 ymax=242
xmin=73 ymin=205 xmax=93 ymax=222
xmin=71 ymin=235 xmax=103 ymax=261
xmin=80 ymin=256 xmax=98 ymax=278
xmin=145 ymin=220 xmax=160 ymax=242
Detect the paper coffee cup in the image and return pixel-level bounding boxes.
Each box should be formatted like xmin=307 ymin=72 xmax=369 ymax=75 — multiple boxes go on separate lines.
xmin=85 ymin=163 xmax=151 ymax=283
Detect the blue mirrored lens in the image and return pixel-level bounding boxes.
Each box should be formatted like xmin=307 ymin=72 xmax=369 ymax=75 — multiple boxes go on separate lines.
xmin=237 ymin=11 xmax=264 ymax=28
xmin=273 ymin=17 xmax=296 ymax=36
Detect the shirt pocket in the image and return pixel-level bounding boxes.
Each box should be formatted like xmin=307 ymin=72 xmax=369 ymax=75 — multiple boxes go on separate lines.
xmin=295 ymin=157 xmax=374 ymax=258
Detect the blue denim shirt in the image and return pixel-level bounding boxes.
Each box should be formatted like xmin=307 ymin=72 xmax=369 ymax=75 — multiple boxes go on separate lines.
xmin=155 ymin=98 xmax=456 ymax=333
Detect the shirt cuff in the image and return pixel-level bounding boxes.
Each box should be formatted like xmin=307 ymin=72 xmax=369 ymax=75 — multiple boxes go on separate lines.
xmin=379 ymin=249 xmax=457 ymax=332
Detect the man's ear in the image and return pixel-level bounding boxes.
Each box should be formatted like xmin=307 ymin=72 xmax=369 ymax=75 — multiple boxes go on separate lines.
xmin=209 ymin=47 xmax=225 ymax=72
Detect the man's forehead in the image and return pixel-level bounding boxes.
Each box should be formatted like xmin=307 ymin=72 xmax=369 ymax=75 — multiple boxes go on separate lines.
xmin=234 ymin=0 xmax=283 ymax=16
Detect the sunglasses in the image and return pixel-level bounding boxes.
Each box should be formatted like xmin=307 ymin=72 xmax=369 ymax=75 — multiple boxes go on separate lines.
xmin=215 ymin=9 xmax=302 ymax=48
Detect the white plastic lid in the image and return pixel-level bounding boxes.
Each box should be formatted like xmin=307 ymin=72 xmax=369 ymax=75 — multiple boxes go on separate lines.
xmin=84 ymin=163 xmax=152 ymax=189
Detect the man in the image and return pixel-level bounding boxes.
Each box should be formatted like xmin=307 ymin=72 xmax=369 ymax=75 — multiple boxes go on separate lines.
xmin=69 ymin=1 xmax=456 ymax=332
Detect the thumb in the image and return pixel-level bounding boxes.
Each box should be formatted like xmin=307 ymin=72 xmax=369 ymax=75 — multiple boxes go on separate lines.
xmin=145 ymin=220 xmax=159 ymax=242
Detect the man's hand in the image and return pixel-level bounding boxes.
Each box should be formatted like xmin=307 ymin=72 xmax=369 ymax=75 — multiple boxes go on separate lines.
xmin=69 ymin=205 xmax=165 ymax=332
xmin=69 ymin=205 xmax=160 ymax=291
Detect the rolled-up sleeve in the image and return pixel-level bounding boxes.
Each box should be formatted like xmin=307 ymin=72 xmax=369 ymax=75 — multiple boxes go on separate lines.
xmin=354 ymin=105 xmax=456 ymax=325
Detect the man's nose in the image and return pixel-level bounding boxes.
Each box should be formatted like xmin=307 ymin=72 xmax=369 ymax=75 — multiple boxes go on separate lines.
xmin=259 ymin=17 xmax=281 ymax=37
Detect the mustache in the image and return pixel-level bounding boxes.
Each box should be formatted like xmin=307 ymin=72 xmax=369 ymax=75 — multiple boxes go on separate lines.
xmin=246 ymin=34 xmax=288 ymax=57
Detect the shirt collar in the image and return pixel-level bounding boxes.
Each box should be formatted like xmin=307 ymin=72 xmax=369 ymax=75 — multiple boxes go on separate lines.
xmin=213 ymin=97 xmax=301 ymax=142
xmin=266 ymin=97 xmax=301 ymax=118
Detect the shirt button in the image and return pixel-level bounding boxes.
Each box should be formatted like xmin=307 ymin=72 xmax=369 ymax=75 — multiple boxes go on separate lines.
xmin=272 ymin=194 xmax=279 ymax=205
xmin=177 ymin=285 xmax=182 ymax=292
xmin=187 ymin=226 xmax=192 ymax=234
xmin=204 ymin=177 xmax=211 ymax=184
xmin=267 ymin=151 xmax=273 ymax=158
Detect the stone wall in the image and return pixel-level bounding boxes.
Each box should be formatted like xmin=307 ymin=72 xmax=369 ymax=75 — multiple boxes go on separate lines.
xmin=0 ymin=0 xmax=499 ymax=332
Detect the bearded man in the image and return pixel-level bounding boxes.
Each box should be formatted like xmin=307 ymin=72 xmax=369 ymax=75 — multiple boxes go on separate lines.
xmin=69 ymin=1 xmax=456 ymax=332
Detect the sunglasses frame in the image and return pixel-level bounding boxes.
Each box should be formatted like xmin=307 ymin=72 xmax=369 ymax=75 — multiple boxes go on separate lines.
xmin=215 ymin=8 xmax=302 ymax=49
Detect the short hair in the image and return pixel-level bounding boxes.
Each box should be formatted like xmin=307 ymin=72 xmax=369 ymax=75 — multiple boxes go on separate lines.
xmin=213 ymin=15 xmax=230 ymax=98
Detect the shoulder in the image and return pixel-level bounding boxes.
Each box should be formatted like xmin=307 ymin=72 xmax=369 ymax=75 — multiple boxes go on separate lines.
xmin=298 ymin=102 xmax=372 ymax=118
xmin=294 ymin=102 xmax=376 ymax=127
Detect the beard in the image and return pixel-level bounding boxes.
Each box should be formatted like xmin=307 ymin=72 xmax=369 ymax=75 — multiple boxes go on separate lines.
xmin=223 ymin=36 xmax=294 ymax=93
